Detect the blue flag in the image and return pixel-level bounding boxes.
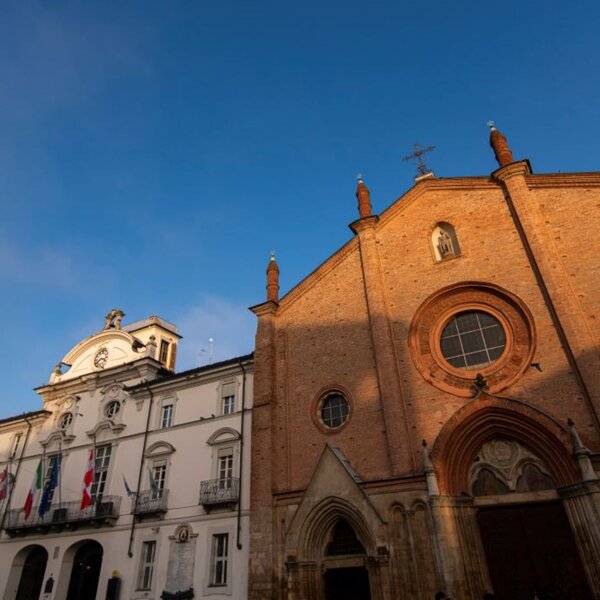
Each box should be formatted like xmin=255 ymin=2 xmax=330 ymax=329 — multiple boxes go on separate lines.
xmin=38 ymin=458 xmax=58 ymax=517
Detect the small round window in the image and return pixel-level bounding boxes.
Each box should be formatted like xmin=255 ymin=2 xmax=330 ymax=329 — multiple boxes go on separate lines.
xmin=58 ymin=412 xmax=73 ymax=429
xmin=440 ymin=310 xmax=507 ymax=370
xmin=104 ymin=400 xmax=121 ymax=419
xmin=320 ymin=393 xmax=350 ymax=429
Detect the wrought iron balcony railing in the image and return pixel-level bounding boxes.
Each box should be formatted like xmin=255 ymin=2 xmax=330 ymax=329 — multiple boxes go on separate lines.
xmin=199 ymin=477 xmax=239 ymax=508
xmin=3 ymin=495 xmax=121 ymax=534
xmin=131 ymin=488 xmax=169 ymax=516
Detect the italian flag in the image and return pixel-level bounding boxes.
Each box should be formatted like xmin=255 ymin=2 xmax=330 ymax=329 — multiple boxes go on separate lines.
xmin=24 ymin=459 xmax=43 ymax=519
xmin=80 ymin=448 xmax=94 ymax=510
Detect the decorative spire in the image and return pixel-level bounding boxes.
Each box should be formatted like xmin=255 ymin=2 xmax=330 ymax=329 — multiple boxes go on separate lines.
xmin=355 ymin=174 xmax=372 ymax=219
xmin=488 ymin=120 xmax=514 ymax=167
xmin=568 ymin=418 xmax=598 ymax=482
xmin=266 ymin=252 xmax=280 ymax=303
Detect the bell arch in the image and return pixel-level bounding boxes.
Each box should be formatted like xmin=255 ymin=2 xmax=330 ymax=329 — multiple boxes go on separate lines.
xmin=431 ymin=394 xmax=578 ymax=495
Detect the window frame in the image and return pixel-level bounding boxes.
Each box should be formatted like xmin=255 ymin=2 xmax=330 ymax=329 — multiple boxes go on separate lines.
xmin=408 ymin=283 xmax=536 ymax=398
xmin=203 ymin=526 xmax=234 ymax=595
xmin=311 ymin=388 xmax=353 ymax=434
xmin=91 ymin=444 xmax=113 ymax=503
xmin=219 ymin=380 xmax=237 ymax=416
xmin=160 ymin=402 xmax=174 ymax=429
xmin=439 ymin=310 xmax=507 ymax=371
xmin=210 ymin=533 xmax=229 ymax=586
xmin=136 ymin=540 xmax=157 ymax=591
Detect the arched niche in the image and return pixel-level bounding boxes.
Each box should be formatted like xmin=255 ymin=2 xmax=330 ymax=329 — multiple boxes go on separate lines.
xmin=431 ymin=222 xmax=461 ymax=262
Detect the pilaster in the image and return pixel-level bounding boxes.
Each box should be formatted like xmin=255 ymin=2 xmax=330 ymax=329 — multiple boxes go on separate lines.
xmin=429 ymin=496 xmax=491 ymax=600
xmin=249 ymin=301 xmax=278 ymax=600
xmin=493 ymin=160 xmax=600 ymax=430
xmin=350 ymin=216 xmax=416 ymax=475
xmin=559 ymin=480 xmax=600 ymax=595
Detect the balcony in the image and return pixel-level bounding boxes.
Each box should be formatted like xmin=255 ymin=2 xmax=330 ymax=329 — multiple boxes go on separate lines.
xmin=3 ymin=496 xmax=121 ymax=535
xmin=131 ymin=488 xmax=169 ymax=517
xmin=199 ymin=477 xmax=239 ymax=510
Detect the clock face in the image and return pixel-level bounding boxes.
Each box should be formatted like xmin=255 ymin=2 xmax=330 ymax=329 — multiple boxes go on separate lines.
xmin=94 ymin=348 xmax=109 ymax=369
xmin=63 ymin=398 xmax=73 ymax=409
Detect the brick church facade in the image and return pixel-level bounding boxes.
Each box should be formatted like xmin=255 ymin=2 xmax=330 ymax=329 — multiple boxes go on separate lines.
xmin=248 ymin=126 xmax=600 ymax=600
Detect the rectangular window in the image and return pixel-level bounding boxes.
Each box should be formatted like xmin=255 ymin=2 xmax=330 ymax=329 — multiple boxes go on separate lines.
xmin=217 ymin=454 xmax=233 ymax=481
xmin=221 ymin=382 xmax=236 ymax=415
xmin=159 ymin=340 xmax=170 ymax=364
xmin=160 ymin=403 xmax=173 ymax=428
xmin=137 ymin=541 xmax=156 ymax=590
xmin=152 ymin=464 xmax=167 ymax=491
xmin=210 ymin=533 xmax=229 ymax=586
xmin=91 ymin=445 xmax=112 ymax=502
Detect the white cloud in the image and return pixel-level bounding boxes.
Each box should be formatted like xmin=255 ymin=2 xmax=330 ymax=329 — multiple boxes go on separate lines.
xmin=175 ymin=295 xmax=255 ymax=370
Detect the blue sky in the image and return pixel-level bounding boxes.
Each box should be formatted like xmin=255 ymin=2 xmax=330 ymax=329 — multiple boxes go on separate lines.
xmin=1 ymin=0 xmax=599 ymax=417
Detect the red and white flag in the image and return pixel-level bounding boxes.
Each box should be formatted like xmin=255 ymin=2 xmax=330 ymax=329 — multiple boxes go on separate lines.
xmin=24 ymin=459 xmax=43 ymax=519
xmin=80 ymin=448 xmax=94 ymax=510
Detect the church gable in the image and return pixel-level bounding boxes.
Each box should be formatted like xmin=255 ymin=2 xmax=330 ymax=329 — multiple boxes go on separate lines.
xmin=284 ymin=443 xmax=385 ymax=559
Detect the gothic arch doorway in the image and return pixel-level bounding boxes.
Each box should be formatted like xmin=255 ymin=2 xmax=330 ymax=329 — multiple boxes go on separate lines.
xmin=470 ymin=438 xmax=592 ymax=600
xmin=65 ymin=540 xmax=103 ymax=600
xmin=323 ymin=520 xmax=371 ymax=600
xmin=5 ymin=545 xmax=49 ymax=600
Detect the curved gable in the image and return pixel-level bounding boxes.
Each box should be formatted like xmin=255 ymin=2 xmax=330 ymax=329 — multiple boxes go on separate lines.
xmin=50 ymin=330 xmax=144 ymax=383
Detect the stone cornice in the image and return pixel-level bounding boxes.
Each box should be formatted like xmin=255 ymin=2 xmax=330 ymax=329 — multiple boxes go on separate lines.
xmin=491 ymin=159 xmax=533 ymax=182
xmin=526 ymin=171 xmax=600 ymax=188
xmin=249 ymin=300 xmax=279 ymax=317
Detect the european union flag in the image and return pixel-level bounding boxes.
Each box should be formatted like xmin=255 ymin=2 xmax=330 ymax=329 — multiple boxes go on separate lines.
xmin=38 ymin=458 xmax=59 ymax=517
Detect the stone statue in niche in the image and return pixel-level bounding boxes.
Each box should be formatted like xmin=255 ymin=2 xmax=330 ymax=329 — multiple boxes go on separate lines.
xmin=437 ymin=230 xmax=454 ymax=258
xmin=432 ymin=223 xmax=460 ymax=261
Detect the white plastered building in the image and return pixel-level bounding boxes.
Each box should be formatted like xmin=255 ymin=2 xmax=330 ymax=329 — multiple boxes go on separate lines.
xmin=0 ymin=313 xmax=253 ymax=600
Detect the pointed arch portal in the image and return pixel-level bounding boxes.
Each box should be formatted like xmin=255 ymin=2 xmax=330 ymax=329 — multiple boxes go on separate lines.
xmin=323 ymin=519 xmax=371 ymax=600
xmin=432 ymin=397 xmax=594 ymax=599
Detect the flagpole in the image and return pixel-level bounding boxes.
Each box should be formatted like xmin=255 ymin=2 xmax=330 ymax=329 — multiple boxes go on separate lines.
xmin=58 ymin=439 xmax=62 ymax=510
xmin=41 ymin=446 xmax=46 ymax=521
xmin=92 ymin=433 xmax=97 ymax=510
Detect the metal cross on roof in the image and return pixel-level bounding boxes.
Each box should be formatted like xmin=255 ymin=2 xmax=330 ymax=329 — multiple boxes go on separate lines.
xmin=402 ymin=143 xmax=435 ymax=177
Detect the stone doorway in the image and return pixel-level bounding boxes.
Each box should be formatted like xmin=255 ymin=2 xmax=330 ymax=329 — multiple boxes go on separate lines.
xmin=477 ymin=502 xmax=592 ymax=600
xmin=324 ymin=567 xmax=371 ymax=600
xmin=65 ymin=540 xmax=103 ymax=600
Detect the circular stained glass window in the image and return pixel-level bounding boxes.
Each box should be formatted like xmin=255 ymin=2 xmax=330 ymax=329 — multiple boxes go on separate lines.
xmin=320 ymin=393 xmax=350 ymax=429
xmin=440 ymin=310 xmax=507 ymax=370
xmin=59 ymin=412 xmax=73 ymax=429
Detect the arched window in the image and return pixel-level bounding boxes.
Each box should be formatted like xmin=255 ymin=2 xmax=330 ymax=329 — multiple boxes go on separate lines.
xmin=431 ymin=222 xmax=460 ymax=261
xmin=325 ymin=520 xmax=366 ymax=556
